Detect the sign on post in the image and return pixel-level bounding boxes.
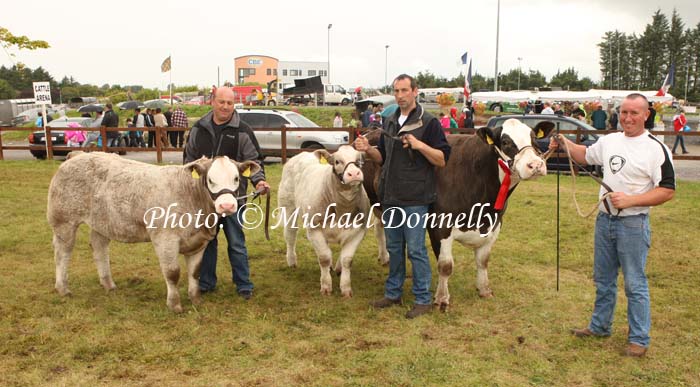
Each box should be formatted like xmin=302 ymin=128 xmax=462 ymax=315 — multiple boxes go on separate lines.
xmin=33 ymin=82 xmax=52 ymax=159
xmin=33 ymin=82 xmax=52 ymax=105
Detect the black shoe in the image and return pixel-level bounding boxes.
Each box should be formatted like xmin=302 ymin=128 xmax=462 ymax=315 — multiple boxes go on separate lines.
xmin=238 ymin=289 xmax=253 ymax=300
xmin=683 ymin=151 xmax=690 ymax=154
xmin=405 ymin=304 xmax=432 ymax=319
xmin=199 ymin=287 xmax=215 ymax=294
xmin=370 ymin=297 xmax=401 ymax=308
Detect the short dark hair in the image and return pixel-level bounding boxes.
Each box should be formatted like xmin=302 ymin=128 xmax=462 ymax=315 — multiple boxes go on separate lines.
xmin=156 ymin=108 xmax=162 ymax=113
xmin=106 ymin=103 xmax=113 ymax=109
xmin=393 ymin=74 xmax=417 ymax=89
xmin=135 ymin=108 xmax=141 ymax=113
xmin=625 ymin=93 xmax=649 ymax=104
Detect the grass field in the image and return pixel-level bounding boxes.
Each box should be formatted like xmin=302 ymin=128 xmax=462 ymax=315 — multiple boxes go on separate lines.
xmin=1 ymin=160 xmax=699 ymax=386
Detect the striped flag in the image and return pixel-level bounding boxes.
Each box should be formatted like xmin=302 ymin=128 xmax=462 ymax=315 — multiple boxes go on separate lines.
xmin=464 ymin=59 xmax=472 ymax=102
xmin=655 ymin=63 xmax=674 ymax=96
xmin=161 ymin=56 xmax=171 ymax=73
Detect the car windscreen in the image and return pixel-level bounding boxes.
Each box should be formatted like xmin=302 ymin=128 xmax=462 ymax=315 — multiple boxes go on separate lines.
xmin=285 ymin=113 xmax=319 ymax=127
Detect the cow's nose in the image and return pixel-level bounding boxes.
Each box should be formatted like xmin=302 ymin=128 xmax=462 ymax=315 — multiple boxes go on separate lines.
xmin=219 ymin=202 xmax=236 ymax=214
xmin=345 ymin=169 xmax=363 ymax=181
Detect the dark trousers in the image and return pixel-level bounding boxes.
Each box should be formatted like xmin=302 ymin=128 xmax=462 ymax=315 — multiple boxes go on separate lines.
xmin=169 ymin=130 xmax=185 ymax=148
xmin=147 ymin=130 xmax=155 ymax=147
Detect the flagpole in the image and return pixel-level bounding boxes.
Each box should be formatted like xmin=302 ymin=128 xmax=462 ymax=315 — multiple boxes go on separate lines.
xmin=169 ymin=53 xmax=173 ymax=106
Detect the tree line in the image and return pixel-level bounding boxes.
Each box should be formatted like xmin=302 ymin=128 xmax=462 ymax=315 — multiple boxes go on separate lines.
xmin=599 ymin=9 xmax=700 ymax=102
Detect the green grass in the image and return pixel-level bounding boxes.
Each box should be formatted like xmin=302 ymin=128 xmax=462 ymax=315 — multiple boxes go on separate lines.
xmin=1 ymin=161 xmax=699 ymax=386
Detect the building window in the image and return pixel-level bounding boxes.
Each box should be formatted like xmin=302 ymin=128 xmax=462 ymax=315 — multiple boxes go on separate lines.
xmin=274 ymin=69 xmax=277 ymax=76
xmin=238 ymin=68 xmax=256 ymax=77
xmin=308 ymin=70 xmax=316 ymax=76
xmin=267 ymin=68 xmax=272 ymax=76
xmin=319 ymin=70 xmax=327 ymax=77
xmin=282 ymin=69 xmax=287 ymax=76
xmin=290 ymin=69 xmax=300 ymax=76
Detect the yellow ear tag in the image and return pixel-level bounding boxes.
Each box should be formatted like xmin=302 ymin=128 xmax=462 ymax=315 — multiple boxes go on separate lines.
xmin=242 ymin=167 xmax=251 ymax=178
xmin=320 ymin=156 xmax=329 ymax=165
xmin=486 ymin=135 xmax=494 ymax=145
xmin=191 ymin=170 xmax=200 ymax=179
xmin=537 ymin=129 xmax=544 ymax=138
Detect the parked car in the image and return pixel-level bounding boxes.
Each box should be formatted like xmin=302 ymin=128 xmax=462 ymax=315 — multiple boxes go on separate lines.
xmin=28 ymin=116 xmax=127 ymax=159
xmin=237 ymin=109 xmax=349 ymax=157
xmin=486 ymin=114 xmax=602 ymax=173
xmin=12 ymin=107 xmax=60 ymax=126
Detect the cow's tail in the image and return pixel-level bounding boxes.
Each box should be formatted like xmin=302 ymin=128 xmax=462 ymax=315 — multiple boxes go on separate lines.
xmin=427 ymin=227 xmax=441 ymax=261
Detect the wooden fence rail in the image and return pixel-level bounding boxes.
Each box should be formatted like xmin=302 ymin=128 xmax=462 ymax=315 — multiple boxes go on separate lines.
xmin=1 ymin=126 xmax=698 ymax=162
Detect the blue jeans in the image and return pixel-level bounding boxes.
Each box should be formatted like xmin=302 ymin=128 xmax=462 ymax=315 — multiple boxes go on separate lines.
xmin=672 ymin=134 xmax=687 ymax=153
xmin=589 ymin=212 xmax=651 ymax=347
xmin=199 ymin=209 xmax=253 ymax=294
xmin=382 ymin=205 xmax=432 ymax=305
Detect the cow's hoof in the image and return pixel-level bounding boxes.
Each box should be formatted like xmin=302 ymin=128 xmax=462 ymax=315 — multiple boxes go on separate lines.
xmin=320 ymin=287 xmax=331 ymax=296
xmin=378 ymin=257 xmax=389 ymax=267
xmin=55 ymin=287 xmax=72 ymax=297
xmin=439 ymin=303 xmax=449 ymax=312
xmin=287 ymin=263 xmax=297 ymax=268
xmin=341 ymin=289 xmax=353 ymax=298
xmin=478 ymin=289 xmax=494 ymax=298
xmin=190 ymin=295 xmax=202 ymax=305
xmin=169 ymin=304 xmax=184 ymax=313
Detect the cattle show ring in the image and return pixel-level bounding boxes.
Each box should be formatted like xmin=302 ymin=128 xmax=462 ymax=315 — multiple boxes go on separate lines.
xmin=1 ymin=110 xmax=699 ymax=386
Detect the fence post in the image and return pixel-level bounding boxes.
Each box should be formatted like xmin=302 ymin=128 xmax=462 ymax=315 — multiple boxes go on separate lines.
xmin=100 ymin=127 xmax=108 ymax=152
xmin=0 ymin=128 xmax=4 ymax=160
xmin=281 ymin=126 xmax=287 ymax=164
xmin=47 ymin=126 xmax=54 ymax=160
xmin=156 ymin=127 xmax=163 ymax=163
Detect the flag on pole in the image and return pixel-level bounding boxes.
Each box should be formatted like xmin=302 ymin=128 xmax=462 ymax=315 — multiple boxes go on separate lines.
xmin=464 ymin=60 xmax=472 ymax=102
xmin=161 ymin=56 xmax=171 ymax=73
xmin=460 ymin=51 xmax=468 ymax=65
xmin=655 ymin=63 xmax=674 ymax=96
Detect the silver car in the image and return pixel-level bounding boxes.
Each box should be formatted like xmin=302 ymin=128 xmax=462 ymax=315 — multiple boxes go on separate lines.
xmin=237 ymin=109 xmax=350 ymax=157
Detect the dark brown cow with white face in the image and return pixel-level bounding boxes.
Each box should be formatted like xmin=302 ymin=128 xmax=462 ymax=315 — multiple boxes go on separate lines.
xmin=361 ymin=119 xmax=551 ymax=310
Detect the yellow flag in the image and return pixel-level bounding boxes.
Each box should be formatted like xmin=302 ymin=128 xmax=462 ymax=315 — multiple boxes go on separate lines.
xmin=161 ymin=56 xmax=171 ymax=73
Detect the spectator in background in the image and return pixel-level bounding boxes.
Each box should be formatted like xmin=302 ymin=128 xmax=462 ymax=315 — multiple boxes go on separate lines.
xmin=154 ymin=107 xmax=169 ymax=147
xmin=461 ymin=108 xmax=474 ymax=128
xmin=348 ymin=111 xmax=359 ymax=128
xmin=333 ymin=111 xmax=343 ymax=128
xmin=145 ymin=108 xmax=155 ymax=147
xmin=644 ymin=102 xmax=656 ymax=130
xmin=130 ymin=108 xmax=146 ymax=148
xmin=101 ymin=103 xmax=121 ymax=147
xmin=439 ymin=112 xmax=450 ymax=135
xmin=571 ymin=103 xmax=586 ymax=119
xmin=608 ymin=107 xmax=619 ymax=129
xmin=83 ymin=111 xmax=104 ymax=147
xmin=362 ymin=104 xmax=373 ymax=127
xmin=541 ymin=102 xmax=554 ymax=115
xmin=591 ymin=105 xmax=608 ymax=130
xmin=449 ymin=107 xmax=459 ymax=131
xmin=170 ymin=106 xmax=188 ymax=148
xmin=367 ymin=113 xmax=383 ymax=129
xmin=672 ymin=109 xmax=690 ymax=154
xmin=553 ymin=104 xmax=564 ymax=115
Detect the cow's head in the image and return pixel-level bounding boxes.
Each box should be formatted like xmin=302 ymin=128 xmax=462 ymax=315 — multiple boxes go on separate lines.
xmin=314 ymin=145 xmax=364 ymax=185
xmin=477 ymin=118 xmax=552 ymax=180
xmin=185 ymin=156 xmax=261 ymax=215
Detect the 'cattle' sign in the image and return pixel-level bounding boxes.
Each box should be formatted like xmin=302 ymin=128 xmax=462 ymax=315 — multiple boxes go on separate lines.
xmin=33 ymin=82 xmax=52 ymax=105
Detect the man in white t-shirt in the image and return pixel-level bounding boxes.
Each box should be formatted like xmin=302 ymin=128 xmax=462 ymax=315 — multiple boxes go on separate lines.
xmin=549 ymin=93 xmax=675 ymax=357
xmin=541 ymin=102 xmax=554 ymax=114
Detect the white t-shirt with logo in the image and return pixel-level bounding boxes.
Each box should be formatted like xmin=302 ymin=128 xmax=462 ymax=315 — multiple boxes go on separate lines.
xmin=585 ymin=132 xmax=675 ymax=216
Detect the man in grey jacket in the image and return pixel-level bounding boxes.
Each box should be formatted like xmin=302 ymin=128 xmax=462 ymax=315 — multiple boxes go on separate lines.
xmin=184 ymin=87 xmax=270 ymax=299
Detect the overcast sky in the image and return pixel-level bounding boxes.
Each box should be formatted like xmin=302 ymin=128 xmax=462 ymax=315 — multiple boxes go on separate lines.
xmin=3 ymin=0 xmax=699 ymax=90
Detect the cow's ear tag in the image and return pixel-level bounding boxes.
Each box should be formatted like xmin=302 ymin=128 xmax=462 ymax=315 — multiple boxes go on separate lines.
xmin=191 ymin=170 xmax=200 ymax=179
xmin=486 ymin=135 xmax=494 ymax=145
xmin=537 ymin=129 xmax=544 ymax=138
xmin=320 ymin=156 xmax=329 ymax=165
xmin=242 ymin=167 xmax=251 ymax=178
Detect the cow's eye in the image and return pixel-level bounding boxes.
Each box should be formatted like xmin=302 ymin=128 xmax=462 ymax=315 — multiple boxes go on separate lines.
xmin=335 ymin=160 xmax=340 ymax=165
xmin=207 ymin=177 xmax=214 ymax=186
xmin=235 ymin=177 xmax=239 ymax=184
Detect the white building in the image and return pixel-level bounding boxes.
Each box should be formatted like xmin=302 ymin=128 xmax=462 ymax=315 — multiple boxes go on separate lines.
xmin=278 ymin=61 xmax=328 ymax=88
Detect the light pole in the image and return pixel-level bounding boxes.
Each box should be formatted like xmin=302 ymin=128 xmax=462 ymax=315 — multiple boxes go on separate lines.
xmin=327 ymin=24 xmax=332 ymax=84
xmin=385 ymin=45 xmax=390 ymax=89
xmin=685 ymin=56 xmax=690 ymax=102
xmin=494 ymin=0 xmax=500 ymax=91
xmin=517 ymin=57 xmax=522 ymax=90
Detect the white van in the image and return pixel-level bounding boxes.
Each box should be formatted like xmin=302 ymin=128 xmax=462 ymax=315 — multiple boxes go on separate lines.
xmin=321 ymin=85 xmax=352 ymax=105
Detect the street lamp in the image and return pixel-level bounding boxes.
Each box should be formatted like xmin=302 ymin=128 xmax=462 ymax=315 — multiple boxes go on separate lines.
xmin=517 ymin=57 xmax=522 ymax=90
xmin=494 ymin=0 xmax=500 ymax=91
xmin=385 ymin=45 xmax=390 ymax=89
xmin=327 ymin=24 xmax=332 ymax=84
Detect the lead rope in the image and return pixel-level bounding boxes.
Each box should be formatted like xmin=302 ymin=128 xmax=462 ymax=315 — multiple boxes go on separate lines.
xmin=554 ymin=134 xmax=615 ymax=218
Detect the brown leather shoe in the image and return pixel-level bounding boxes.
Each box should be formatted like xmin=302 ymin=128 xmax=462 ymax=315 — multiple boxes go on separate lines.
xmin=624 ymin=343 xmax=648 ymax=357
xmin=405 ymin=304 xmax=432 ymax=319
xmin=370 ymin=297 xmax=401 ymax=308
xmin=571 ymin=327 xmax=605 ymax=338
